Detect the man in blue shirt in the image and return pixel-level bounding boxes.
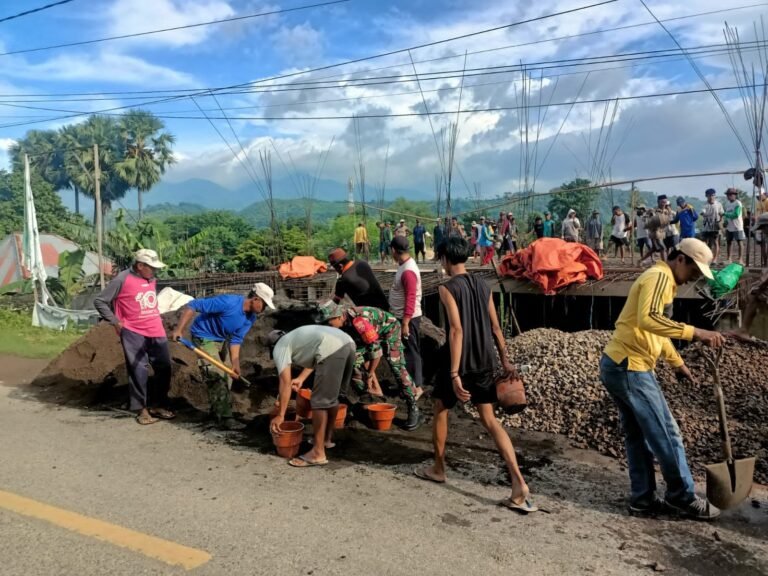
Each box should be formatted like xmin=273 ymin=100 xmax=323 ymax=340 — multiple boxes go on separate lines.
xmin=413 ymin=219 xmax=427 ymax=263
xmin=671 ymin=196 xmax=699 ymax=239
xmin=173 ymin=283 xmax=275 ymax=429
xmin=542 ymin=212 xmax=556 ymax=238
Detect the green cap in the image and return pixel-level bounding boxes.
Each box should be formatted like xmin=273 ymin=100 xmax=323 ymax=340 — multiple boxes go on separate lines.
xmin=316 ymin=300 xmax=345 ymax=323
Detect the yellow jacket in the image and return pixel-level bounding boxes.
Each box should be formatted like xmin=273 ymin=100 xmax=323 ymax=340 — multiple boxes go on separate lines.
xmin=354 ymin=226 xmax=368 ymax=243
xmin=604 ymin=261 xmax=694 ymax=371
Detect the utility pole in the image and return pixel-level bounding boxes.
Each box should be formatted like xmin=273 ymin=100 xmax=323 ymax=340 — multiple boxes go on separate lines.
xmin=94 ymin=144 xmax=105 ymax=290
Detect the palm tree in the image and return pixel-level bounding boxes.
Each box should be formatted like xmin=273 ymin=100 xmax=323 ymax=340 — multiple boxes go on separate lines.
xmin=59 ymin=116 xmax=130 ymax=231
xmin=10 ymin=129 xmax=72 ymax=209
xmin=116 ymin=110 xmax=176 ymax=220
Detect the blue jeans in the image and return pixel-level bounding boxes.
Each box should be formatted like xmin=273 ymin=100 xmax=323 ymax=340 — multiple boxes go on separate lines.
xmin=599 ymin=354 xmax=695 ymax=506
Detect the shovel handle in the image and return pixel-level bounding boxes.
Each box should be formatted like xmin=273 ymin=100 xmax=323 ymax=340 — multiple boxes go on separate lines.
xmin=706 ymin=348 xmax=733 ymax=463
xmin=175 ymin=338 xmax=252 ymax=387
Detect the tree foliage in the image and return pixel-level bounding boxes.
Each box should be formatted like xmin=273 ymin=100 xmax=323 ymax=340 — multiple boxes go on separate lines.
xmin=547 ymin=178 xmax=599 ymax=222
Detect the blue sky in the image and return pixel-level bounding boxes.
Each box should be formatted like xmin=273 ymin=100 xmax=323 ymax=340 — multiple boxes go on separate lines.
xmin=1 ymin=0 xmax=768 ymax=206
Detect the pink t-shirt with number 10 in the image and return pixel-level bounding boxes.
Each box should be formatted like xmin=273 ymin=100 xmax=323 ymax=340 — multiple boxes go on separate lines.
xmin=114 ymin=272 xmax=166 ymax=338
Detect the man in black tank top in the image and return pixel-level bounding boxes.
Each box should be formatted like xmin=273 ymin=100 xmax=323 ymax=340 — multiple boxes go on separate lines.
xmin=414 ymin=237 xmax=537 ymax=514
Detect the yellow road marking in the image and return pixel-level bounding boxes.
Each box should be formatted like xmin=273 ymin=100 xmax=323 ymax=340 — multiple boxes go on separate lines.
xmin=0 ymin=489 xmax=211 ymax=570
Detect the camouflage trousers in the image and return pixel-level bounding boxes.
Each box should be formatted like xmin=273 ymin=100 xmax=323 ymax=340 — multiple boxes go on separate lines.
xmin=351 ymin=323 xmax=418 ymax=402
xmin=192 ymin=337 xmax=233 ymax=421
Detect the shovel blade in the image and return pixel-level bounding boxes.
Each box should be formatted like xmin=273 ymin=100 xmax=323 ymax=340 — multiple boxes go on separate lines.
xmin=705 ymin=458 xmax=756 ymax=510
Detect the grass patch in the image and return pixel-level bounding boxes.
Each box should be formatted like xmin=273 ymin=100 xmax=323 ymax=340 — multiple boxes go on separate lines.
xmin=0 ymin=309 xmax=86 ymax=359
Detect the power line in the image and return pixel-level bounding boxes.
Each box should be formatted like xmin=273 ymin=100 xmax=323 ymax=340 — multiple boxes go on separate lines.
xmin=0 ymin=0 xmax=618 ymax=130
xmin=0 ymin=0 xmax=761 ymax=100
xmin=1 ymin=38 xmax=764 ymax=112
xmin=0 ymin=0 xmax=349 ymax=57
xmin=0 ymin=0 xmax=75 ymax=24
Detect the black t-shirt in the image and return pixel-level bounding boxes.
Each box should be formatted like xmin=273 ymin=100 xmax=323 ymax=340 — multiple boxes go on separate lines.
xmin=439 ymin=273 xmax=496 ymax=377
xmin=334 ymin=261 xmax=390 ymax=311
xmin=533 ymin=222 xmax=544 ymax=238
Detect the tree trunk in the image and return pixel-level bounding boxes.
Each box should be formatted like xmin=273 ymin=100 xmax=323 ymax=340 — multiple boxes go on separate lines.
xmin=138 ymin=189 xmax=143 ymax=220
xmin=74 ymin=187 xmax=80 ymax=215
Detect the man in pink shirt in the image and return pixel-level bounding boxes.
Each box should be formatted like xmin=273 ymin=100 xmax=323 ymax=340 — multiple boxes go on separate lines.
xmin=389 ymin=236 xmax=424 ymax=424
xmin=94 ymin=249 xmax=173 ymax=425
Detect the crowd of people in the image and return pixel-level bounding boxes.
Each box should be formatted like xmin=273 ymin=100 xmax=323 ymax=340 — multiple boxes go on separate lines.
xmin=94 ymin=214 xmax=768 ymax=519
xmin=357 ymin=188 xmax=768 ymax=268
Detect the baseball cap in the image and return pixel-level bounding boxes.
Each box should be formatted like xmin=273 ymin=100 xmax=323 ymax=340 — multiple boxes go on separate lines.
xmin=390 ymin=236 xmax=409 ymax=252
xmin=250 ymin=282 xmax=275 ymax=310
xmin=705 ymin=188 xmax=716 ymax=197
xmin=637 ymin=204 xmax=646 ymax=210
xmin=134 ymin=249 xmax=166 ymax=269
xmin=726 ymin=187 xmax=738 ymax=196
xmin=316 ymin=300 xmax=344 ymax=323
xmin=399 ymin=219 xmax=405 ymax=223
xmin=328 ymin=248 xmax=347 ymax=266
xmin=676 ymin=196 xmax=686 ymax=206
xmin=677 ymin=238 xmax=714 ymax=280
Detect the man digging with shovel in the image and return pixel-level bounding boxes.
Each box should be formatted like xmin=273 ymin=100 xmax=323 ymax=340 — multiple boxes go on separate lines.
xmin=172 ymin=283 xmax=275 ymax=430
xmin=600 ymin=238 xmax=725 ymax=520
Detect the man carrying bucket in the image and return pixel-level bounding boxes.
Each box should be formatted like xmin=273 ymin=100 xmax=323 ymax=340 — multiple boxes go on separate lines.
xmin=316 ymin=301 xmax=424 ymax=431
xmin=171 ymin=283 xmax=275 ymax=430
xmin=415 ymin=237 xmax=536 ymax=514
xmin=268 ymin=326 xmax=356 ymax=467
xmin=600 ymin=238 xmax=725 ymax=520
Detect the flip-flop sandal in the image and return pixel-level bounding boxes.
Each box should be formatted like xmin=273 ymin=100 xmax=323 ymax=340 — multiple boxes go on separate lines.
xmin=288 ymin=455 xmax=329 ymax=468
xmin=414 ymin=468 xmax=446 ymax=484
xmin=500 ymin=497 xmax=538 ymax=514
xmin=149 ymin=409 xmax=176 ymax=420
xmin=136 ymin=414 xmax=159 ymax=425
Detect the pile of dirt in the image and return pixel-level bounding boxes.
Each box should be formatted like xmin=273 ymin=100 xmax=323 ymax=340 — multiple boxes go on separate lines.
xmin=503 ymin=328 xmax=768 ymax=483
xmin=30 ymin=299 xmax=446 ymax=417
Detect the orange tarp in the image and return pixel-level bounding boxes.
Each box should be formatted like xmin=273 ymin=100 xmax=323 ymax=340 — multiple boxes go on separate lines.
xmin=278 ymin=256 xmax=328 ymax=279
xmin=498 ymin=238 xmax=603 ymax=295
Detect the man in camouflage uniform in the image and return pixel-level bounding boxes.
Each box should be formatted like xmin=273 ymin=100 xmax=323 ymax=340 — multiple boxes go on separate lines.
xmin=317 ymin=300 xmax=424 ymax=431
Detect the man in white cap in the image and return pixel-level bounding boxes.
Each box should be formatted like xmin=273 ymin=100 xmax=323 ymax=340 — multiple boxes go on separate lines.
xmin=95 ymin=249 xmax=174 ymax=425
xmin=172 ymin=283 xmax=275 ymax=430
xmin=394 ymin=219 xmax=410 ymax=242
xmin=600 ymin=238 xmax=725 ymax=520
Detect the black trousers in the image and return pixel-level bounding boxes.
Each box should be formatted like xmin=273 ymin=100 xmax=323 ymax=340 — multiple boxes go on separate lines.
xmin=120 ymin=328 xmax=172 ymax=411
xmin=402 ymin=315 xmax=423 ymax=389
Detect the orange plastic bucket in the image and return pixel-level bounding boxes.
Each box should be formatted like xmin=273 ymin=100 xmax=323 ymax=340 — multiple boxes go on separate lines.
xmin=271 ymin=421 xmax=305 ymax=458
xmin=366 ymin=403 xmax=397 ymax=431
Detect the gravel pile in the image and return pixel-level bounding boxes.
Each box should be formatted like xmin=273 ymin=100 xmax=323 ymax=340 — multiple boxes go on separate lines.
xmin=502 ymin=328 xmax=768 ymax=483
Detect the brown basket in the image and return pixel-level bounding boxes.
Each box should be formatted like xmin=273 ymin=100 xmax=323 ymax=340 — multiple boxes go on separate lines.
xmin=495 ymin=373 xmax=527 ymax=415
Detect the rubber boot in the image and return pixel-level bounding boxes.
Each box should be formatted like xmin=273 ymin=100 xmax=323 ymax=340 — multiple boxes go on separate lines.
xmin=403 ymin=401 xmax=424 ymax=431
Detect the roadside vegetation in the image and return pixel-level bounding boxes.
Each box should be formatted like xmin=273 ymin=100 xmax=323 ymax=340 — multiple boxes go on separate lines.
xmin=0 ymin=308 xmax=84 ymax=359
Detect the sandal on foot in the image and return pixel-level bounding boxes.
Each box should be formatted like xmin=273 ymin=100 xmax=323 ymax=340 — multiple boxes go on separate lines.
xmin=149 ymin=408 xmax=176 ymax=420
xmin=288 ymin=455 xmax=329 ymax=467
xmin=414 ymin=468 xmax=445 ymax=484
xmin=136 ymin=413 xmax=159 ymax=425
xmin=500 ymin=497 xmax=538 ymax=514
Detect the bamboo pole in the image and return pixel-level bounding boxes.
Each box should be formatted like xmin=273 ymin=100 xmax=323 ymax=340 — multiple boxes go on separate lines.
xmin=94 ymin=144 xmax=105 ymax=290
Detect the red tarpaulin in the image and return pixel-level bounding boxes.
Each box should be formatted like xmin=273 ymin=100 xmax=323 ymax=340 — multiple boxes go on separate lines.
xmin=498 ymin=238 xmax=603 ymax=295
xmin=278 ymin=256 xmax=328 ymax=279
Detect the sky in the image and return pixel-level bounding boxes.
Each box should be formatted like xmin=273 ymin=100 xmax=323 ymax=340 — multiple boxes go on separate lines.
xmin=1 ymin=0 xmax=768 ymax=207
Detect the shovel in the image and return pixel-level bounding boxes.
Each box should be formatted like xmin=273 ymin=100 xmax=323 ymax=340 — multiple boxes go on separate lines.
xmin=176 ymin=337 xmax=252 ymax=388
xmin=703 ymin=347 xmax=755 ymax=510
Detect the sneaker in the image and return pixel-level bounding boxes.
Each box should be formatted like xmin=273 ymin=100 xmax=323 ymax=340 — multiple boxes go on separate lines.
xmin=665 ymin=495 xmax=721 ymax=521
xmin=628 ymin=496 xmax=669 ymax=518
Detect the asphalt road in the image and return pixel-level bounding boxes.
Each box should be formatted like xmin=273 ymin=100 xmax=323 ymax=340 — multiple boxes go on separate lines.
xmin=1 ymin=358 xmax=766 ymax=576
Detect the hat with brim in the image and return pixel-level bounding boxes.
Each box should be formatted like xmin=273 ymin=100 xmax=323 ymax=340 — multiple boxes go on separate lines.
xmin=316 ymin=300 xmax=344 ymax=323
xmin=677 ymin=238 xmax=714 ymax=280
xmin=251 ymin=282 xmax=275 ymax=310
xmin=134 ymin=249 xmax=166 ymax=269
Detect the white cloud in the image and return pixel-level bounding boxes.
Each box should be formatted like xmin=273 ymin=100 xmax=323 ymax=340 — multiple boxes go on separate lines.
xmin=5 ymin=51 xmax=196 ymax=87
xmin=271 ymin=22 xmax=326 ymax=65
xmin=106 ymin=0 xmax=236 ymax=47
